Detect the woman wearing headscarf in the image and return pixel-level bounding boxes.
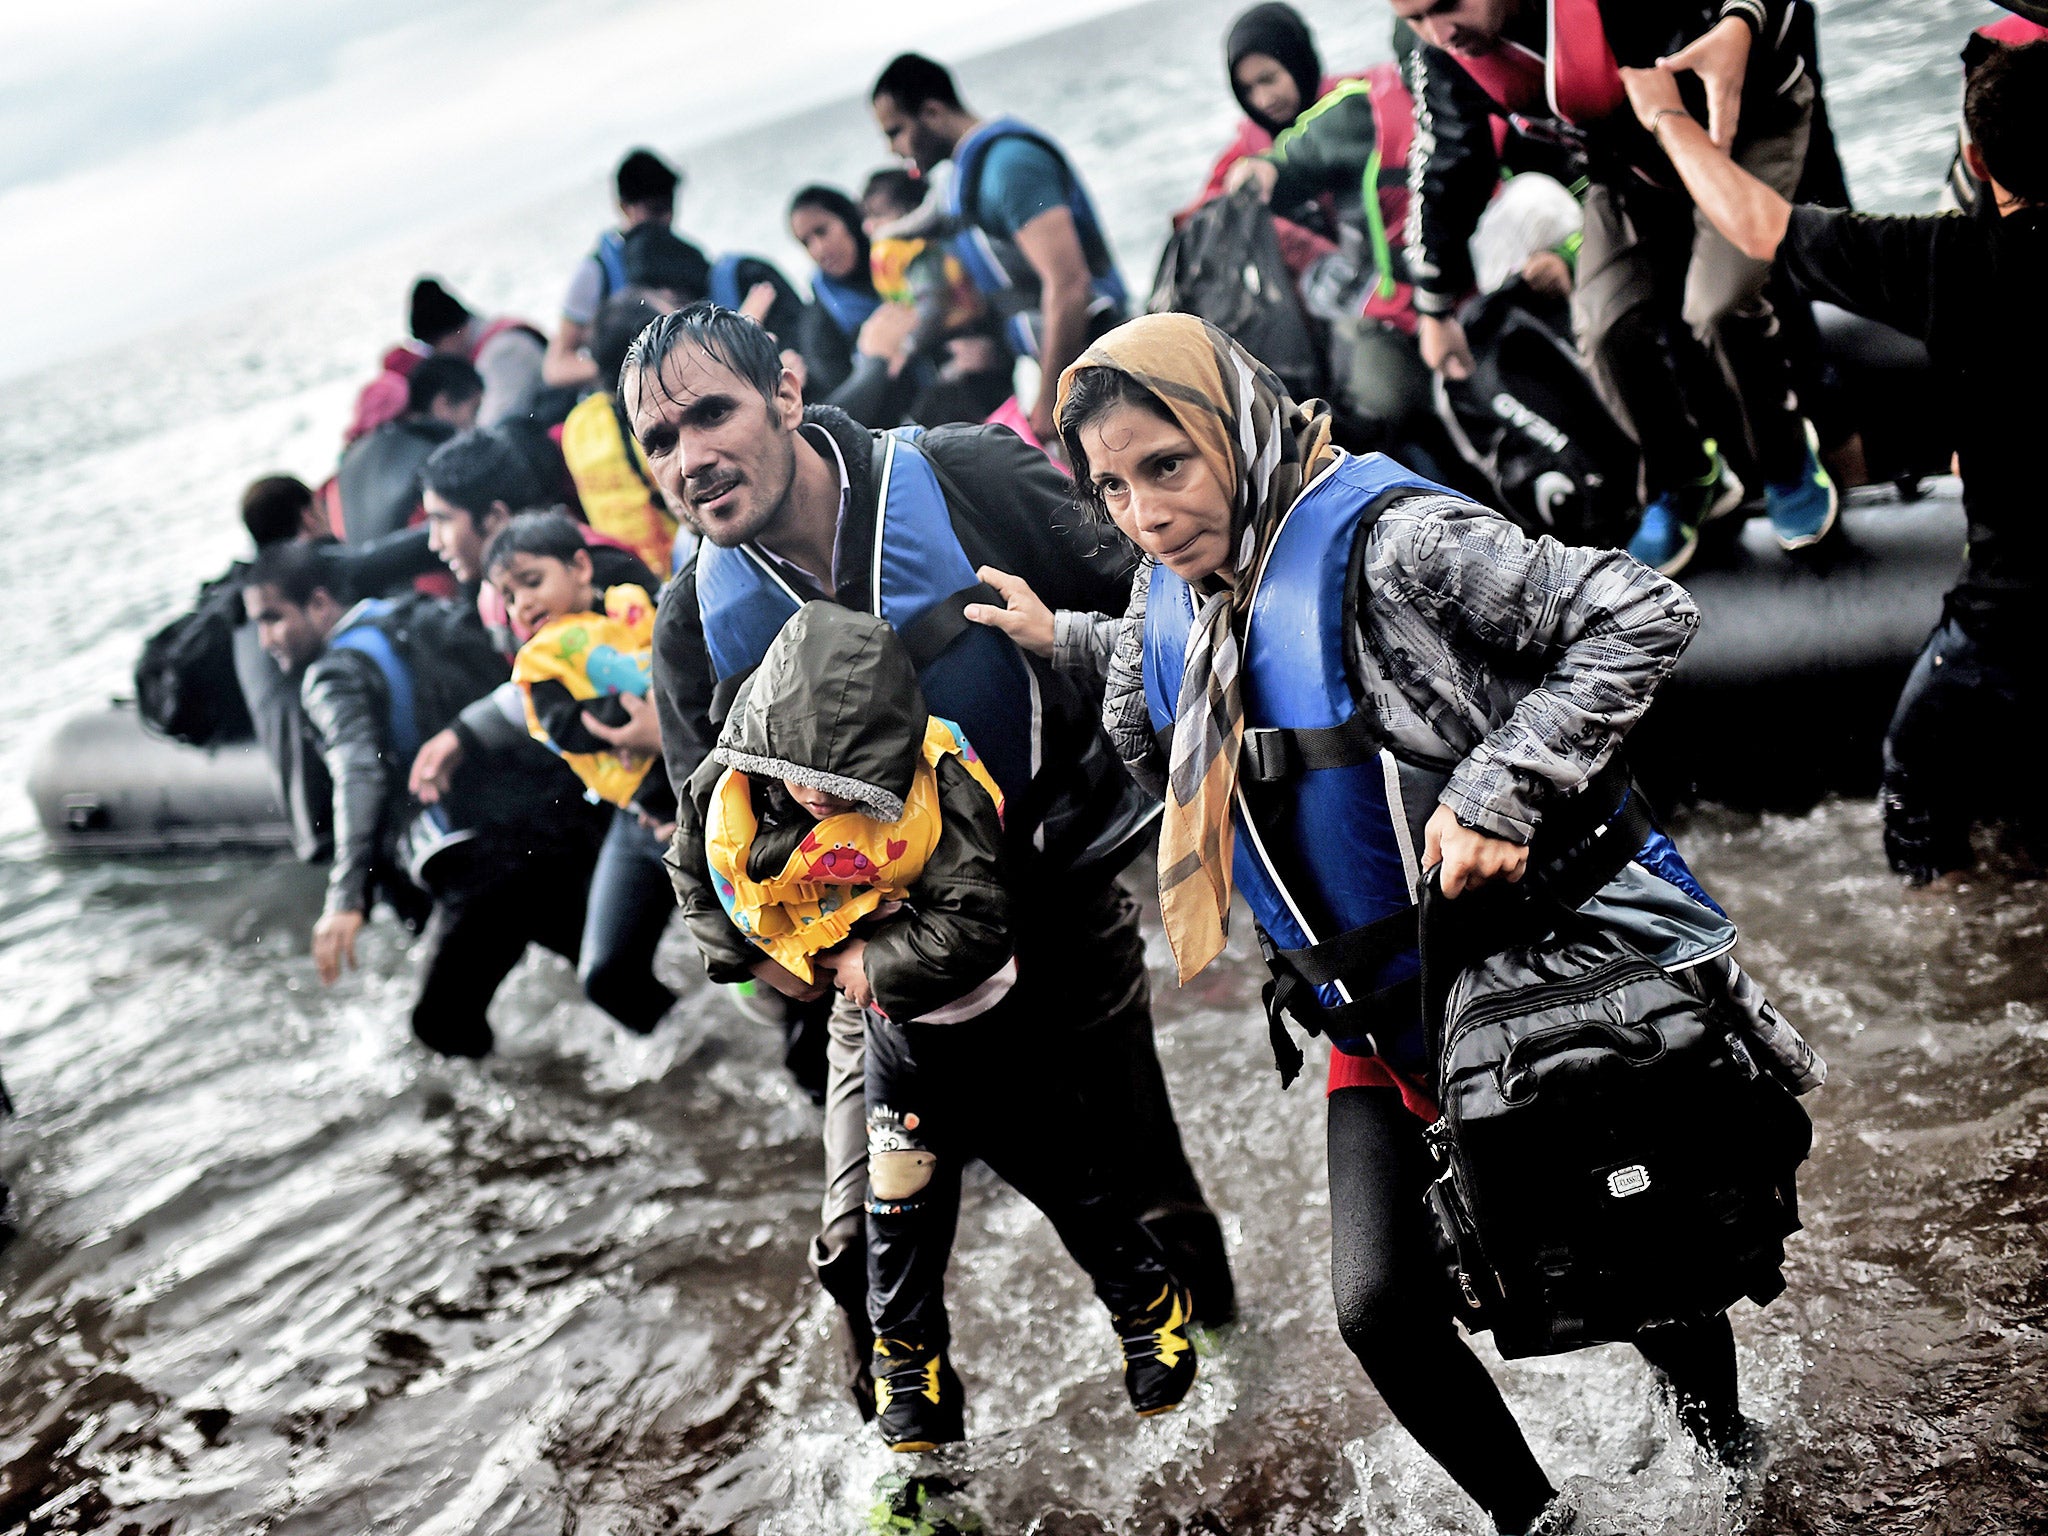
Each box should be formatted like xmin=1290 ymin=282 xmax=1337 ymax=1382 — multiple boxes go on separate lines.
xmin=966 ymin=314 xmax=1823 ymax=1536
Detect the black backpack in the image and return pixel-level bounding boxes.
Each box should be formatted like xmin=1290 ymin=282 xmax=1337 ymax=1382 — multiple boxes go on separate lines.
xmin=1149 ymin=190 xmax=1326 ymax=404
xmin=347 ymin=595 xmax=513 ymax=746
xmin=1434 ymin=282 xmax=1640 ymax=548
xmin=134 ymin=566 xmax=256 ymax=747
xmin=1418 ymin=876 xmax=1811 ymax=1359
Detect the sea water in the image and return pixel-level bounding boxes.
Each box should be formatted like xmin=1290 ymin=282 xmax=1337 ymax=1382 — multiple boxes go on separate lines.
xmin=2 ymin=2 xmax=2042 ymax=1532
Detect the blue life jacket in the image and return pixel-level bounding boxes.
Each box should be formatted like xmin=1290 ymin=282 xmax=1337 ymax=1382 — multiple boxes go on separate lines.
xmin=811 ymin=269 xmax=882 ymax=339
xmin=947 ymin=117 xmax=1129 ymax=359
xmin=695 ymin=429 xmax=1036 ymax=802
xmin=593 ymin=229 xmax=629 ymax=304
xmin=707 ymin=253 xmax=748 ymax=312
xmin=329 ymin=599 xmax=422 ymax=762
xmin=1143 ymin=451 xmax=1717 ymax=1081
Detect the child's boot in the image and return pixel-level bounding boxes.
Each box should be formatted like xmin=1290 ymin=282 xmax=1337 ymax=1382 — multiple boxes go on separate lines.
xmin=1113 ymin=1279 xmax=1198 ymax=1416
xmin=872 ymin=1337 xmax=965 ymax=1452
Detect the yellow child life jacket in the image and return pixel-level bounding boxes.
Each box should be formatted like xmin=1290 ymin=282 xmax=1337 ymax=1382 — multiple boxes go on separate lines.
xmin=560 ymin=391 xmax=678 ymax=575
xmin=511 ymin=583 xmax=657 ymax=808
xmin=869 ymin=237 xmax=984 ymax=333
xmin=704 ymin=717 xmax=1002 ymax=982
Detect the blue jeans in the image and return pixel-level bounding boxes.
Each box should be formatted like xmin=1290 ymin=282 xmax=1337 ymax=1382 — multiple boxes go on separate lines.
xmin=1881 ymin=617 xmax=2043 ymax=881
xmin=578 ymin=808 xmax=676 ymax=1031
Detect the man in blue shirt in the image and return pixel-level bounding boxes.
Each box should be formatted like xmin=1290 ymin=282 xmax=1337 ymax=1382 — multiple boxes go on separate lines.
xmin=871 ymin=53 xmax=1127 ymax=443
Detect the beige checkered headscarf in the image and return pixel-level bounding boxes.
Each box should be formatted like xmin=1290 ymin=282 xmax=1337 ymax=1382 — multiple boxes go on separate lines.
xmin=1057 ymin=313 xmax=1337 ymax=982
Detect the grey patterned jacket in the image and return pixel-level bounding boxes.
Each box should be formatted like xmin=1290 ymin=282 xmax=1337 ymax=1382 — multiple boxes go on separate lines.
xmin=1083 ymin=489 xmax=1702 ymax=844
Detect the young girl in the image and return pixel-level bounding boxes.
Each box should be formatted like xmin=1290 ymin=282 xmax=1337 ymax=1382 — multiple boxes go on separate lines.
xmin=682 ymin=599 xmax=1196 ymax=1452
xmin=483 ymin=510 xmax=672 ymax=827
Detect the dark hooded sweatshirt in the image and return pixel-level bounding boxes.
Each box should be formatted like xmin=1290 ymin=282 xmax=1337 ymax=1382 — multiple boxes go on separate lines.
xmin=675 ymin=602 xmax=1012 ymax=1021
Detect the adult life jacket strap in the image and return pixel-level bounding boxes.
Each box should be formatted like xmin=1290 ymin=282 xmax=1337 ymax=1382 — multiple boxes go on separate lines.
xmin=329 ymin=600 xmax=421 ymax=762
xmin=593 ymin=230 xmax=629 ymax=301
xmin=947 ymin=116 xmax=1128 ymax=356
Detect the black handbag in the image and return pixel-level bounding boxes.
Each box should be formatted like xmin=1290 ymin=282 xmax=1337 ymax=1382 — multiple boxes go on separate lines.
xmin=1416 ymin=872 xmax=1812 ymax=1359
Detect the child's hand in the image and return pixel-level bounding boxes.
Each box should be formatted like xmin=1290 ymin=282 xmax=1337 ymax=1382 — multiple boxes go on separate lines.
xmin=581 ymin=691 xmax=663 ymax=757
xmin=828 ymin=939 xmax=875 ymax=1010
xmin=751 ymin=955 xmax=827 ymax=1003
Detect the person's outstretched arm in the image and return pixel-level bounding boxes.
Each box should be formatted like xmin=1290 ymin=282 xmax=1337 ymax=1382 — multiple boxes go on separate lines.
xmin=1621 ymin=67 xmax=1789 ymax=259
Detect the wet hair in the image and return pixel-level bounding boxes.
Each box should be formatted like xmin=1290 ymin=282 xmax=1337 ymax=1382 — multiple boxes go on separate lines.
xmin=1055 ymin=367 xmax=1178 ymax=514
xmin=242 ymin=474 xmax=316 ymax=548
xmin=872 ymin=53 xmax=962 ymax=113
xmin=1966 ymin=41 xmax=2048 ymax=208
xmin=248 ymin=536 xmax=347 ymax=608
xmin=591 ymin=289 xmax=665 ymax=393
xmin=481 ymin=509 xmax=590 ymax=581
xmin=620 ymin=300 xmax=785 ymax=409
xmin=421 ymin=426 xmax=548 ymax=520
xmin=405 ymin=353 xmax=484 ymax=416
xmin=861 ymin=167 xmax=924 ymax=219
xmin=616 ymin=148 xmax=679 ymax=209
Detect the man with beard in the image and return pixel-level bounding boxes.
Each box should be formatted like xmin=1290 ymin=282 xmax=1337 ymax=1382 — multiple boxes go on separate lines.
xmin=629 ymin=303 xmax=1232 ymax=1417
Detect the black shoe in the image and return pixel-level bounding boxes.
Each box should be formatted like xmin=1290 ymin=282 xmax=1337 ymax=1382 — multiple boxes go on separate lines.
xmin=1114 ymin=1281 xmax=1198 ymax=1416
xmin=1142 ymin=1210 xmax=1237 ymax=1327
xmin=872 ymin=1338 xmax=964 ymax=1452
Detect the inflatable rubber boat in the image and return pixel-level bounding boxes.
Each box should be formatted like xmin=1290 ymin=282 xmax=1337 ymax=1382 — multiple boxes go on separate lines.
xmin=29 ymin=483 xmax=1962 ymax=855
xmin=29 ymin=704 xmax=293 ymax=854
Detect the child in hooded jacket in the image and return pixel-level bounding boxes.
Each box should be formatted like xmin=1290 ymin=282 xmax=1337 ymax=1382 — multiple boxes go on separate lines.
xmin=678 ymin=600 xmax=1196 ymax=1452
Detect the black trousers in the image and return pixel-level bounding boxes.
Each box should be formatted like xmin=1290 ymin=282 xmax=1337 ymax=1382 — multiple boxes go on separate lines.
xmin=1881 ymin=616 xmax=2045 ymax=882
xmin=576 ymin=808 xmax=676 ymax=1033
xmin=410 ymin=840 xmax=597 ymax=1057
xmin=813 ymin=883 xmax=1232 ymax=1335
xmin=864 ymin=1008 xmax=1176 ymax=1348
xmin=1328 ymin=1086 xmax=1739 ymax=1535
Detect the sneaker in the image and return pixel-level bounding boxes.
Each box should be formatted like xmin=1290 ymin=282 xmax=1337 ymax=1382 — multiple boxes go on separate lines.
xmin=1675 ymin=437 xmax=1745 ymax=529
xmin=1765 ymin=421 xmax=1839 ymax=550
xmin=872 ymin=1338 xmax=964 ymax=1452
xmin=1627 ymin=494 xmax=1699 ymax=576
xmin=1114 ymin=1281 xmax=1198 ymax=1416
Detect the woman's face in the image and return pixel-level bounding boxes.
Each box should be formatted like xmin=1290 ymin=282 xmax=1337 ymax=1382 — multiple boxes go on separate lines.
xmin=1080 ymin=403 xmax=1235 ymax=583
xmin=791 ymin=205 xmax=860 ymax=281
xmin=1233 ymin=52 xmax=1301 ymax=129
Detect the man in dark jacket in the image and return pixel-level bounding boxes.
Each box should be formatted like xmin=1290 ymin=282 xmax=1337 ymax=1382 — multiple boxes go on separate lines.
xmin=1619 ymin=37 xmax=2048 ymax=883
xmin=335 ymin=355 xmax=483 ymax=546
xmin=628 ymin=305 xmax=1231 ymax=1413
xmin=1392 ymin=0 xmax=1839 ymax=574
xmin=242 ymin=541 xmax=606 ymax=1055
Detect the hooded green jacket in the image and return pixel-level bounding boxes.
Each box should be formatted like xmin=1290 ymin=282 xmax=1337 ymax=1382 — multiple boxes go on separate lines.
xmin=675 ymin=602 xmax=1013 ymax=1022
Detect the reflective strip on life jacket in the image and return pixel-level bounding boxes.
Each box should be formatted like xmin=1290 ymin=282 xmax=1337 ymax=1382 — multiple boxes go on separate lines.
xmin=329 ymin=600 xmax=422 ymax=762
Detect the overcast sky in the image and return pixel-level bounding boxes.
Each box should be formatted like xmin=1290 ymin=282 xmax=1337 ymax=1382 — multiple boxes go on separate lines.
xmin=0 ymin=0 xmax=1140 ymax=381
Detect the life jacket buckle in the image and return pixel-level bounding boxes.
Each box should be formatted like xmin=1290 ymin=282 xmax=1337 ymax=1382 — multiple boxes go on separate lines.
xmin=1240 ymin=727 xmax=1294 ymax=784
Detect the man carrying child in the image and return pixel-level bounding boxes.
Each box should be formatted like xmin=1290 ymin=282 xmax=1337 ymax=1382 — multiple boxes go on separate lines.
xmin=680 ymin=602 xmax=1197 ymax=1449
